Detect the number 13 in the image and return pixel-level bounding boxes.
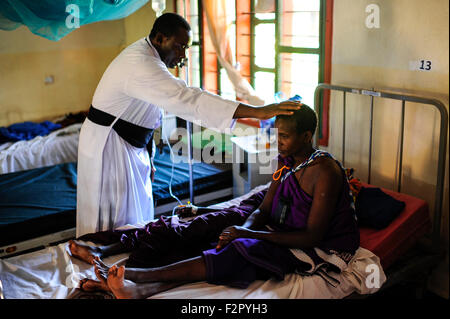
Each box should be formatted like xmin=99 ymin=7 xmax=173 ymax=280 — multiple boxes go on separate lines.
xmin=420 ymin=60 xmax=432 ymax=71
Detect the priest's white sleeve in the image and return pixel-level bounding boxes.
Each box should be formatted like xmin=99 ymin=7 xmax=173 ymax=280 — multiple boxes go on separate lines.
xmin=125 ymin=57 xmax=240 ymax=133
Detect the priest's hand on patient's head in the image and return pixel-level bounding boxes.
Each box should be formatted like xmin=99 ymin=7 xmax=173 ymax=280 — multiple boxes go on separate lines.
xmin=257 ymin=101 xmax=302 ymax=120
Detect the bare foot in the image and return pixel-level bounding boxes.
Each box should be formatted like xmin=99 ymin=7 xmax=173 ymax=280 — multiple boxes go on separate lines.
xmin=106 ymin=265 xmax=139 ymax=299
xmin=79 ymin=278 xmax=109 ymax=293
xmin=78 ymin=262 xmax=111 ymax=293
xmin=106 ymin=265 xmax=183 ymax=299
xmin=68 ymin=240 xmax=102 ymax=265
xmin=93 ymin=257 xmax=110 ymax=278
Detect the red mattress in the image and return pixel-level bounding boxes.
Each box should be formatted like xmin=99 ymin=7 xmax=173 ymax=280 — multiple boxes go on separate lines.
xmin=358 ymin=183 xmax=431 ymax=269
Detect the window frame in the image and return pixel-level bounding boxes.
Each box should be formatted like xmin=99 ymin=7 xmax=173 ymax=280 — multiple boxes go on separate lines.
xmin=175 ymin=0 xmax=203 ymax=89
xmin=248 ymin=0 xmax=331 ymax=145
xmin=177 ymin=0 xmax=332 ymax=145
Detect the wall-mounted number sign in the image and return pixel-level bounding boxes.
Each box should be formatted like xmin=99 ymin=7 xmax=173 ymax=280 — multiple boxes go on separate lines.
xmin=409 ymin=60 xmax=433 ymax=71
xmin=419 ymin=60 xmax=432 ymax=71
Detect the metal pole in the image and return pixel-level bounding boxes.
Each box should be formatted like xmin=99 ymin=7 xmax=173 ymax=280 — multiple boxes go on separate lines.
xmin=398 ymin=99 xmax=406 ymax=193
xmin=368 ymin=94 xmax=374 ymax=184
xmin=183 ymin=0 xmax=195 ymax=204
xmin=342 ymin=91 xmax=346 ymax=167
xmin=187 ymin=125 xmax=194 ymax=204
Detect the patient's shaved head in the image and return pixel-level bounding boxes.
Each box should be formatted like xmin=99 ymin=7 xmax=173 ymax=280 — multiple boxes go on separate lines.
xmin=276 ymin=104 xmax=317 ymax=136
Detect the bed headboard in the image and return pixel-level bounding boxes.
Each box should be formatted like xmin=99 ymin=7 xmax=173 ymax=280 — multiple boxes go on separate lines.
xmin=313 ymin=83 xmax=448 ymax=248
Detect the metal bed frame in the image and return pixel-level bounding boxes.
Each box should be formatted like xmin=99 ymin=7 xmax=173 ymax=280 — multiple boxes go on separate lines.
xmin=314 ymin=83 xmax=448 ymax=296
xmin=0 ymin=228 xmax=75 ymax=258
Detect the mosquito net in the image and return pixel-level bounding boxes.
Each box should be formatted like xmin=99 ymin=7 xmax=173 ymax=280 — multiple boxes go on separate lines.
xmin=0 ymin=0 xmax=149 ymax=41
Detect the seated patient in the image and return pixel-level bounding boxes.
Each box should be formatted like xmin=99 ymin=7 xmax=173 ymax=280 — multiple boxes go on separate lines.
xmin=69 ymin=104 xmax=360 ymax=299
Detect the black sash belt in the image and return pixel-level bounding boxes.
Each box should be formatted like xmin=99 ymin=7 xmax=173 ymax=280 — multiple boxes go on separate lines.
xmin=87 ymin=105 xmax=154 ymax=150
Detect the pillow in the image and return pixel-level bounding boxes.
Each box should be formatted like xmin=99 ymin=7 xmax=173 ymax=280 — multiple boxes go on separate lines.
xmin=355 ymin=187 xmax=406 ymax=229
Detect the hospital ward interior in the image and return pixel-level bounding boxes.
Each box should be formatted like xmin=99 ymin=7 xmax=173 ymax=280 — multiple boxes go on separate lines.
xmin=0 ymin=0 xmax=448 ymax=301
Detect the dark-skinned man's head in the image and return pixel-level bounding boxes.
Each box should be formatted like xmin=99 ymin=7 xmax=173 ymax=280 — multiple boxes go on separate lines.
xmin=149 ymin=13 xmax=192 ymax=69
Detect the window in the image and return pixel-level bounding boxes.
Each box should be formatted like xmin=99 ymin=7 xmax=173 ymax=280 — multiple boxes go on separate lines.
xmin=218 ymin=1 xmax=237 ymax=100
xmin=244 ymin=0 xmax=332 ymax=144
xmin=250 ymin=0 xmax=327 ymax=106
xmin=176 ymin=0 xmax=202 ymax=88
xmin=175 ymin=0 xmax=204 ymax=132
xmin=178 ymin=0 xmax=332 ymax=145
xmin=187 ymin=0 xmax=201 ymax=88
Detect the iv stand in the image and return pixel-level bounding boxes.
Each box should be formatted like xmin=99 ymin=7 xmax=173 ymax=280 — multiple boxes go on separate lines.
xmin=182 ymin=0 xmax=195 ymax=205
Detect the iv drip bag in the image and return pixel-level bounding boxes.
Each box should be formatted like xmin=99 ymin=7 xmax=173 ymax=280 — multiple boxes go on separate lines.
xmin=152 ymin=0 xmax=166 ymax=17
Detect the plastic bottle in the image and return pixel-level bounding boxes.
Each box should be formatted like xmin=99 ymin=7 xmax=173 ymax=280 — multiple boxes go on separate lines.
xmin=289 ymin=94 xmax=302 ymax=102
xmin=260 ymin=118 xmax=274 ymax=149
xmin=152 ymin=0 xmax=166 ymax=17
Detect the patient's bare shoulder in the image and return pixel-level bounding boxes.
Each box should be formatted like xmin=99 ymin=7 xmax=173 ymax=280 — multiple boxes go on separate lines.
xmin=298 ymin=156 xmax=343 ymax=195
xmin=311 ymin=157 xmax=342 ymax=180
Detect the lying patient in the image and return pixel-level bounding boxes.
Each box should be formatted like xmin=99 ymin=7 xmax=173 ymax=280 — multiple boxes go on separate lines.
xmin=68 ymin=104 xmax=360 ymax=299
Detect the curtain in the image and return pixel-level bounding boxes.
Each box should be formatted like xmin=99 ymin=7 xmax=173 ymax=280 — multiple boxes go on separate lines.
xmin=202 ymin=0 xmax=265 ymax=106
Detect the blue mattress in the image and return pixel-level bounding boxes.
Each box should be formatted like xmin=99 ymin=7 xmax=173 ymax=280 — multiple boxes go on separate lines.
xmin=0 ymin=148 xmax=231 ymax=246
xmin=152 ymin=147 xmax=232 ymax=205
xmin=0 ymin=162 xmax=77 ymax=246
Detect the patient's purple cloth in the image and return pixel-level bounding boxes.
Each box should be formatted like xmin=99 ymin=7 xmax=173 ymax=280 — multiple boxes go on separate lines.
xmin=202 ymin=152 xmax=360 ymax=288
xmin=270 ymin=154 xmax=311 ymax=230
xmin=271 ymin=153 xmax=360 ymax=253
xmin=204 ymin=238 xmax=306 ymax=288
xmin=77 ymin=189 xmax=267 ymax=267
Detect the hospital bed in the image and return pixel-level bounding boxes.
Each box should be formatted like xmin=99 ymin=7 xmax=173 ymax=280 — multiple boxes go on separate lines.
xmin=0 ymin=84 xmax=447 ymax=299
xmin=0 ymin=117 xmax=81 ymax=257
xmin=0 ymin=116 xmax=233 ymax=211
xmin=0 ymin=123 xmax=81 ymax=175
xmin=152 ymin=146 xmax=233 ymax=216
xmin=314 ymin=84 xmax=447 ymax=298
xmin=0 ymin=141 xmax=232 ymax=259
xmin=0 ymin=162 xmax=78 ymax=258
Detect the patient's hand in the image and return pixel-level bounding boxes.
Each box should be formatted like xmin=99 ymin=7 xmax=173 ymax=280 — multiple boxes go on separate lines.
xmin=174 ymin=205 xmax=197 ymax=218
xmin=216 ymin=226 xmax=251 ymax=250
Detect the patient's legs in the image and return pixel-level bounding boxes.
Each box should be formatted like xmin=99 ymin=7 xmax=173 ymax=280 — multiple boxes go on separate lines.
xmin=69 ymin=240 xmax=128 ymax=265
xmin=107 ymin=265 xmax=188 ymax=299
xmin=80 ymin=256 xmax=206 ymax=298
xmin=80 ymin=255 xmax=206 ymax=298
xmin=123 ymin=255 xmax=207 ymax=283
xmin=106 ymin=256 xmax=207 ymax=299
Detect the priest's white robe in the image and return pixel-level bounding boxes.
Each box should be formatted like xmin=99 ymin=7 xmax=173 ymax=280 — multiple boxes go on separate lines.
xmin=76 ymin=37 xmax=239 ymax=237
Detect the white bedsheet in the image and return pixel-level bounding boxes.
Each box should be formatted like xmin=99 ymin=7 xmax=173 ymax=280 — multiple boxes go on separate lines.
xmin=0 ymin=123 xmax=81 ymax=175
xmin=0 ymin=241 xmax=383 ymax=299
xmin=0 ymin=182 xmax=386 ymax=299
xmin=0 ymin=241 xmax=129 ymax=299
